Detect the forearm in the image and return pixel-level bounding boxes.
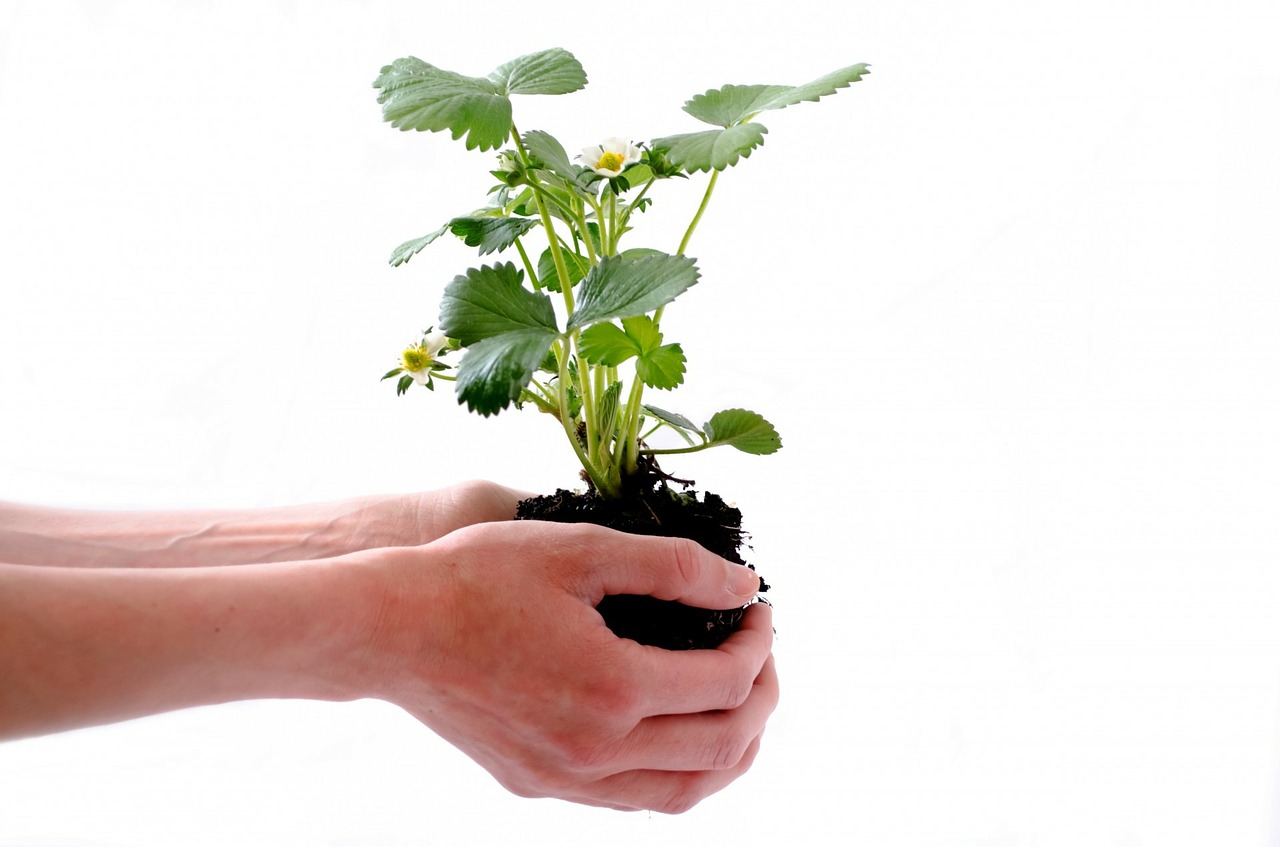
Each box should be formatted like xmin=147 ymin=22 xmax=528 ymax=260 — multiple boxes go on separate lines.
xmin=0 ymin=554 xmax=383 ymax=740
xmin=0 ymin=486 xmax=500 ymax=568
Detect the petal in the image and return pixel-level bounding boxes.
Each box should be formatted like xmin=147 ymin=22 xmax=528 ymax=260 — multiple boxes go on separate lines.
xmin=601 ymin=137 xmax=630 ymax=154
xmin=580 ymin=145 xmax=603 ymax=162
xmin=410 ymin=369 xmax=429 ymax=386
xmin=425 ymin=330 xmax=449 ymax=355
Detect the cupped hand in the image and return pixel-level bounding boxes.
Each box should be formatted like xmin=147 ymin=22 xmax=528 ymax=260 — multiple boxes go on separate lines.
xmin=365 ymin=519 xmax=777 ymax=813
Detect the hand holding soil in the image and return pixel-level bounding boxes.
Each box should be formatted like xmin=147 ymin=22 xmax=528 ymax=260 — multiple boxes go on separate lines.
xmin=0 ymin=483 xmax=776 ymax=812
xmin=369 ymin=519 xmax=777 ymax=812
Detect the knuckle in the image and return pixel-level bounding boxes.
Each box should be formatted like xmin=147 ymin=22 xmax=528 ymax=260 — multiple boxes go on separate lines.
xmin=579 ymin=656 xmax=643 ymax=719
xmin=705 ymin=725 xmax=750 ymax=771
xmin=719 ymin=673 xmax=754 ymax=710
xmin=655 ymin=779 xmax=705 ymax=815
xmin=669 ymin=537 xmax=704 ymax=586
xmin=562 ymin=735 xmax=617 ymax=772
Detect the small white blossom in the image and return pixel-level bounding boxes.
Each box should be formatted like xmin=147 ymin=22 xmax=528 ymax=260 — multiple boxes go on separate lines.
xmin=495 ymin=150 xmax=519 ymax=173
xmin=401 ymin=330 xmax=451 ymax=385
xmin=579 ymin=137 xmax=642 ymax=177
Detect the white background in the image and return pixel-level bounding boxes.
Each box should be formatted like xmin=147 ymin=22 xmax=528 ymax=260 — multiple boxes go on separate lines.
xmin=2 ymin=0 xmax=1279 ymax=844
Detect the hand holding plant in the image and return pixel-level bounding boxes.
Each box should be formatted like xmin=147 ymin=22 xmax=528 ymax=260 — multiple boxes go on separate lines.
xmin=373 ymin=48 xmax=868 ymax=649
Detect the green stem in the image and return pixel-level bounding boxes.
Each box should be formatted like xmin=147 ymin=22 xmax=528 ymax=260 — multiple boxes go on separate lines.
xmin=617 ymin=178 xmax=655 ymax=232
xmin=678 ymin=169 xmax=720 ymax=256
xmin=587 ymin=194 xmax=608 ymax=258
xmin=617 ymin=170 xmax=724 ymax=474
xmin=608 ymin=191 xmax=619 ymax=254
xmin=513 ymin=237 xmax=539 ymax=289
xmin=654 ymin=169 xmax=722 ymax=328
xmin=617 ymin=373 xmax=647 ymax=477
xmin=575 ymin=206 xmax=599 ymax=266
xmin=554 ymin=338 xmax=608 ymax=492
xmin=511 ymin=123 xmax=598 ymax=462
xmin=640 ymin=440 xmax=715 ymax=457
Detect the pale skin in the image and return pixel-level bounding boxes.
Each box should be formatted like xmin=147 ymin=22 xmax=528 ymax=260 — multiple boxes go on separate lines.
xmin=0 ymin=481 xmax=777 ymax=813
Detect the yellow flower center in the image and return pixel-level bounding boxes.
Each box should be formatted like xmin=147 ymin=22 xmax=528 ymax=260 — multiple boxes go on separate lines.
xmin=597 ymin=151 xmax=625 ymax=172
xmin=401 ymin=347 xmax=432 ymax=371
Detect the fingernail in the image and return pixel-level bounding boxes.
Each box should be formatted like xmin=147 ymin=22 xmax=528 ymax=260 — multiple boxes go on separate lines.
xmin=730 ymin=565 xmax=760 ymax=597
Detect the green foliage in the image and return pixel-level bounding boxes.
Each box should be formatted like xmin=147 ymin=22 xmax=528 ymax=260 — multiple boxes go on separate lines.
xmin=635 ymin=343 xmax=685 ymax=390
xmin=643 ymin=404 xmax=701 ymax=435
xmin=568 ymin=253 xmax=700 ymax=330
xmin=372 ymin=58 xmax=512 ymax=151
xmin=455 ymin=329 xmax=557 ymax=416
xmin=577 ymin=317 xmax=684 ymax=389
xmin=650 ymin=63 xmax=870 ymax=172
xmin=522 ymin=130 xmax=597 ymax=195
xmin=448 ymin=216 xmax=538 ymax=255
xmin=703 ymin=409 xmax=782 ymax=455
xmin=488 ymin=48 xmax=588 ymax=96
xmin=438 ymin=263 xmax=558 ymax=344
xmin=537 ymin=246 xmax=589 ymax=293
xmin=596 ymin=381 xmax=623 ymax=442
xmin=651 ymin=123 xmax=768 ymax=173
xmin=682 ymin=63 xmax=871 ymax=127
xmin=389 ymin=226 xmax=447 ymax=267
xmin=374 ymin=48 xmax=873 ymax=492
xmin=373 ymin=49 xmax=586 ymax=151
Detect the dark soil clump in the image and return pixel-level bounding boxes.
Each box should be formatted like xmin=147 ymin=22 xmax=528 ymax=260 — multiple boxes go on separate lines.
xmin=515 ymin=471 xmax=768 ymax=650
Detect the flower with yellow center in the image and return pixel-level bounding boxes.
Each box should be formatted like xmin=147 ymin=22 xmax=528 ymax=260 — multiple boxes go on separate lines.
xmin=579 ymin=137 xmax=642 ymax=177
xmin=400 ymin=329 xmax=450 ymax=386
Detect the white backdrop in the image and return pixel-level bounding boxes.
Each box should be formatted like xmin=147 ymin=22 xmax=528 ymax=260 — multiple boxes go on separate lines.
xmin=2 ymin=1 xmax=1279 ymax=844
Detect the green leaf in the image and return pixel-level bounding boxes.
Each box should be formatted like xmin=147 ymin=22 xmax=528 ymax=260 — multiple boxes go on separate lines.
xmin=390 ymin=226 xmax=447 ymax=266
xmin=447 ymin=216 xmax=538 ymax=255
xmin=578 ymin=322 xmax=638 ymax=365
xmin=596 ymin=380 xmax=623 ymax=441
xmin=373 ymin=50 xmax=589 ymax=151
xmin=396 ymin=374 xmax=414 ymax=396
xmin=372 ymin=57 xmax=510 ymax=151
xmin=455 ymin=329 xmax=557 ymax=416
xmin=537 ymin=247 xmax=589 ymax=293
xmin=567 ymin=253 xmax=700 ymax=330
xmin=651 ymin=123 xmax=768 ymax=173
xmin=683 ymin=63 xmax=871 ymax=128
xmin=522 ymin=130 xmax=597 ymax=194
xmin=703 ymin=408 xmax=782 ymax=455
xmin=382 ymin=367 xmax=404 ymax=381
xmin=488 ymin=48 xmax=587 ymax=96
xmin=620 ymin=315 xmax=662 ymax=353
xmin=439 ymin=262 xmax=558 ymax=345
xmin=522 ymin=129 xmax=573 ymax=172
xmin=642 ymin=404 xmax=701 ymax=435
xmin=636 ymin=343 xmax=686 ymax=390
xmin=682 ymin=85 xmax=792 ymax=129
xmin=579 ymin=315 xmax=667 ymax=370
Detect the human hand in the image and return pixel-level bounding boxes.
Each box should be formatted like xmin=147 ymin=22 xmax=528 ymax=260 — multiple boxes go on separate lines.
xmin=364 ymin=520 xmax=777 ymax=813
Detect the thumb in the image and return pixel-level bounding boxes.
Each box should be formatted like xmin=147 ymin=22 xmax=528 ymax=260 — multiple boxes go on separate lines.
xmin=569 ymin=526 xmax=761 ymax=610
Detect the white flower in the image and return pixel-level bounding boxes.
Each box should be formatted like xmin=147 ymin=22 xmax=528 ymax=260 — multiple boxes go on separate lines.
xmin=495 ymin=150 xmax=519 ymax=173
xmin=401 ymin=330 xmax=451 ymax=385
xmin=579 ymin=137 xmax=642 ymax=177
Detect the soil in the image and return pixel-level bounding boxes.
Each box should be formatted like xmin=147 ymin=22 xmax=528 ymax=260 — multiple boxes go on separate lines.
xmin=514 ymin=465 xmax=768 ymax=650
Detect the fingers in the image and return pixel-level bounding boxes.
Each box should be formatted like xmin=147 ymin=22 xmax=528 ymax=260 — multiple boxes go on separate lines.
xmin=563 ymin=524 xmax=762 ymax=611
xmin=631 ymin=601 xmax=773 ymax=716
xmin=607 ymin=653 xmax=778 ymax=773
xmin=567 ymin=733 xmax=766 ymax=814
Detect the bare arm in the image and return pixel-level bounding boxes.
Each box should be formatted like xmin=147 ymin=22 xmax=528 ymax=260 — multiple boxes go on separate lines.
xmin=0 ymin=480 xmax=522 ymax=568
xmin=0 ymin=520 xmax=776 ymax=812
